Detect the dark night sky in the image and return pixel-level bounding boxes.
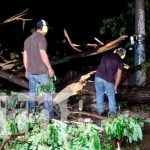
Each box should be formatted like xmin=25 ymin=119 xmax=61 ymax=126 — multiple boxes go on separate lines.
xmin=0 ymin=0 xmax=129 ymax=50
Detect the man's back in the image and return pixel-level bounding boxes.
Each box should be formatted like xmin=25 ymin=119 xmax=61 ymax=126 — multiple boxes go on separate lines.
xmin=24 ymin=32 xmax=47 ymax=74
xmin=95 ymin=52 xmax=124 ymax=83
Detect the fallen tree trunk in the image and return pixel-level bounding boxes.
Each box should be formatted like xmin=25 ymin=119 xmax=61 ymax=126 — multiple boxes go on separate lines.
xmin=0 ymin=70 xmax=28 ymax=89
xmin=96 ymin=35 xmax=128 ymax=52
xmin=117 ymin=85 xmax=150 ymax=102
xmin=80 ymin=81 xmax=150 ymax=103
xmin=52 ymin=35 xmax=128 ymax=65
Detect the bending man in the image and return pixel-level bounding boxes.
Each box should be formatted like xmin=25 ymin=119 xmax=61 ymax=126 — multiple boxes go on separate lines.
xmin=95 ymin=48 xmax=126 ymax=117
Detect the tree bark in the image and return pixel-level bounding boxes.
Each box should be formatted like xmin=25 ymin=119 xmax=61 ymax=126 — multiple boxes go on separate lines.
xmin=0 ymin=70 xmax=28 ymax=89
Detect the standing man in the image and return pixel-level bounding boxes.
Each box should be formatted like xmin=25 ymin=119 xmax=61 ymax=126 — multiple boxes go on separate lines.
xmin=23 ymin=19 xmax=55 ymax=119
xmin=95 ymin=48 xmax=126 ymax=117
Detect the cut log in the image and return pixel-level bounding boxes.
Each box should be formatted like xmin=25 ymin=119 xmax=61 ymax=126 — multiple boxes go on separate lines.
xmin=0 ymin=70 xmax=28 ymax=89
xmin=0 ymin=60 xmax=23 ymax=71
xmin=52 ymin=71 xmax=96 ymax=106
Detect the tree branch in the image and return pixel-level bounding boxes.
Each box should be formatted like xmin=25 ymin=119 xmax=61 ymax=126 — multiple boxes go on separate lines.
xmin=0 ymin=133 xmax=25 ymax=150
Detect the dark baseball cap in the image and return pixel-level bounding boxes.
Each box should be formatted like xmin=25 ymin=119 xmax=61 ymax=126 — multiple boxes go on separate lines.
xmin=117 ymin=47 xmax=126 ymax=54
xmin=36 ymin=19 xmax=49 ymax=29
xmin=114 ymin=47 xmax=126 ymax=59
xmin=117 ymin=47 xmax=126 ymax=59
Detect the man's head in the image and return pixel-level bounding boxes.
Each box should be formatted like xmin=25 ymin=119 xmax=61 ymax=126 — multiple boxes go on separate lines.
xmin=36 ymin=19 xmax=49 ymax=34
xmin=114 ymin=47 xmax=126 ymax=59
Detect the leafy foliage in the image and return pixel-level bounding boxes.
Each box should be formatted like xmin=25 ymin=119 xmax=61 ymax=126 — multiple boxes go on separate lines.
xmin=100 ymin=1 xmax=135 ymax=39
xmin=36 ymin=76 xmax=56 ymax=95
xmin=101 ymin=114 xmax=144 ymax=144
xmin=0 ymin=111 xmax=102 ymax=150
xmin=5 ymin=91 xmax=18 ymax=109
xmin=0 ymin=110 xmax=145 ymax=150
xmin=10 ymin=52 xmax=19 ymax=60
xmin=67 ymin=123 xmax=101 ymax=150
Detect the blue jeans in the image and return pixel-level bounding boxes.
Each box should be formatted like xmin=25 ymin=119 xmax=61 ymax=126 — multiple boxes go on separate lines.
xmin=95 ymin=76 xmax=116 ymax=115
xmin=27 ymin=73 xmax=54 ymax=118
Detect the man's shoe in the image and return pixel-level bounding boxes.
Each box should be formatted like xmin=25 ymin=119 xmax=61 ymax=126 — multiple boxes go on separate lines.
xmin=99 ymin=111 xmax=107 ymax=117
xmin=108 ymin=112 xmax=117 ymax=118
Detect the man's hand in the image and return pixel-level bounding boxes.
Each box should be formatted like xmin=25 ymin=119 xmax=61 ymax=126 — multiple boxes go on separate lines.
xmin=114 ymin=88 xmax=118 ymax=94
xmin=48 ymin=68 xmax=55 ymax=78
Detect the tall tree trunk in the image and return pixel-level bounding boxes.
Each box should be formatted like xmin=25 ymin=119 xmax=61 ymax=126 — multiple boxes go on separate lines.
xmin=134 ymin=0 xmax=146 ymax=86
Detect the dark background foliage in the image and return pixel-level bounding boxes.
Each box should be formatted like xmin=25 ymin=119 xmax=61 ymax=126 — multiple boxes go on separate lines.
xmin=0 ymin=0 xmax=131 ymax=51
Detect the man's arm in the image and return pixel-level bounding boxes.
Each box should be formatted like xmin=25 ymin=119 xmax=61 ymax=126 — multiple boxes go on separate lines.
xmin=114 ymin=68 xmax=122 ymax=92
xmin=40 ymin=50 xmax=55 ymax=77
xmin=23 ymin=50 xmax=28 ymax=78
